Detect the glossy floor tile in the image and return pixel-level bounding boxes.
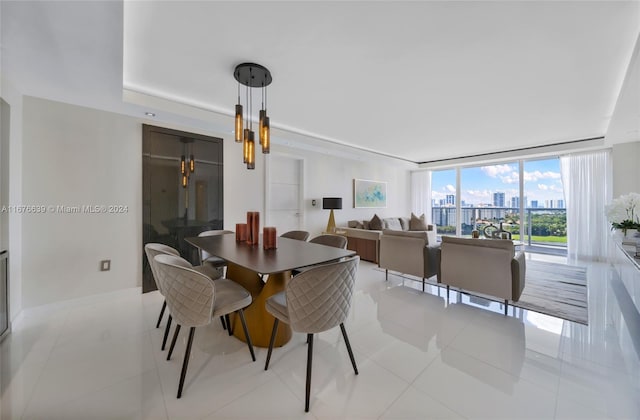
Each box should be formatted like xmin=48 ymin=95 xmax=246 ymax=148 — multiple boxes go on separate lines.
xmin=1 ymin=253 xmax=639 ymax=419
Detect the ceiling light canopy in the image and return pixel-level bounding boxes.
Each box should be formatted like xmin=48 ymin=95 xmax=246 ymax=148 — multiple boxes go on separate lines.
xmin=234 ymin=62 xmax=272 ymax=170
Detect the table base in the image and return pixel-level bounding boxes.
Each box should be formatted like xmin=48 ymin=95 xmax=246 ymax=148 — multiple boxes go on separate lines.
xmin=226 ymin=263 xmax=292 ymax=347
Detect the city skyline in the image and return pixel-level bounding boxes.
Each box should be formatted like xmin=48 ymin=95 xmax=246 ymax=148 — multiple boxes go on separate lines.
xmin=431 ymin=158 xmax=565 ymax=208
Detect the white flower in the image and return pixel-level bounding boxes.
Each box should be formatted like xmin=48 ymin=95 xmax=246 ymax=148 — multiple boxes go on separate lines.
xmin=606 ymin=193 xmax=640 ymax=230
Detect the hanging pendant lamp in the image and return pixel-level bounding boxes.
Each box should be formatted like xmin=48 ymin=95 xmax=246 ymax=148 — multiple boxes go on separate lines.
xmin=233 ymin=63 xmax=272 ymax=169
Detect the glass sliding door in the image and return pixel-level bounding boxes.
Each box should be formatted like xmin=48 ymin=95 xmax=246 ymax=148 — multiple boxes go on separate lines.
xmin=431 ymin=169 xmax=457 ymax=239
xmin=460 ymin=163 xmax=520 ymax=238
xmin=522 ymin=158 xmax=566 ymax=251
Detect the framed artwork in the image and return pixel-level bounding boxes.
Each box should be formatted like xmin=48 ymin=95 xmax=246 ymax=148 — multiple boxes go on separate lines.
xmin=353 ymin=179 xmax=387 ymax=208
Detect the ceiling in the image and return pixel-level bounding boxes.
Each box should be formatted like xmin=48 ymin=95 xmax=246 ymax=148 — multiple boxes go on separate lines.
xmin=3 ymin=1 xmax=640 ymax=163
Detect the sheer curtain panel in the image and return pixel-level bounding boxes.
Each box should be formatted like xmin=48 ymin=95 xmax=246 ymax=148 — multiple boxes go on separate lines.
xmin=560 ymin=150 xmax=612 ymax=261
xmin=411 ymin=171 xmax=432 ymax=224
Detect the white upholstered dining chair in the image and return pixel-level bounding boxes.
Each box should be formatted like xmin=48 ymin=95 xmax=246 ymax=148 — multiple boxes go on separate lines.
xmin=154 ymin=253 xmax=256 ymax=398
xmin=264 ymin=255 xmax=360 ymax=412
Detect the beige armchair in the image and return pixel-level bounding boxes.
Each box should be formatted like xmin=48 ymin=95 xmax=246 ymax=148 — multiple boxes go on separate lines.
xmin=437 ymin=236 xmax=526 ymax=315
xmin=379 ymin=229 xmax=440 ymax=291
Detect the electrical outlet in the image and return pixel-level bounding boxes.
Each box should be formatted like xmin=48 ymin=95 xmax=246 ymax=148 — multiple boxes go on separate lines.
xmin=100 ymin=260 xmax=111 ymax=271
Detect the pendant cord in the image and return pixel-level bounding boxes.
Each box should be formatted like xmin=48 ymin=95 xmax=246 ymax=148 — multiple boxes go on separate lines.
xmin=245 ymin=73 xmax=249 ymax=129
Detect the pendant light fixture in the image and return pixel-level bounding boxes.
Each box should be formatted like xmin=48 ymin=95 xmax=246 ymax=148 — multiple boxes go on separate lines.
xmin=234 ymin=63 xmax=272 ymax=169
xmin=180 ymin=138 xmax=195 ymax=188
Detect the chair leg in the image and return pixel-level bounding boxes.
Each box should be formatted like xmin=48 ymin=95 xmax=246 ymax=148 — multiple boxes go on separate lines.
xmin=340 ymin=323 xmax=359 ymax=375
xmin=220 ymin=315 xmax=227 ymax=330
xmin=422 ymin=277 xmax=425 ymax=292
xmin=446 ymin=285 xmax=450 ymax=301
xmin=237 ymin=309 xmax=256 ymax=362
xmin=305 ymin=333 xmax=314 ymax=413
xmin=162 ymin=315 xmax=172 ymax=351
xmin=167 ymin=324 xmax=181 ymax=361
xmin=385 ymin=269 xmax=388 ymax=281
xmin=504 ymin=299 xmax=508 ymax=316
xmin=156 ymin=300 xmax=167 ymax=328
xmin=264 ymin=318 xmax=279 ymax=370
xmin=225 ymin=314 xmax=233 ymax=335
xmin=177 ymin=327 xmax=196 ymax=399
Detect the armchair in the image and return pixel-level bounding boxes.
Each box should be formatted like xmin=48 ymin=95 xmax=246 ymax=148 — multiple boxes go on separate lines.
xmin=437 ymin=236 xmax=526 ymax=315
xmin=379 ymin=229 xmax=440 ymax=291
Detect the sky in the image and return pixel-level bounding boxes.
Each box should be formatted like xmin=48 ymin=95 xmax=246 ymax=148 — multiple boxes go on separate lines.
xmin=432 ymin=158 xmax=565 ymax=207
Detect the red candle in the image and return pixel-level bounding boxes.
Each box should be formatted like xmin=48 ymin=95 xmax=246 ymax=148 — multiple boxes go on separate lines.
xmin=236 ymin=223 xmax=248 ymax=242
xmin=247 ymin=212 xmax=260 ymax=245
xmin=263 ymin=227 xmax=277 ymax=249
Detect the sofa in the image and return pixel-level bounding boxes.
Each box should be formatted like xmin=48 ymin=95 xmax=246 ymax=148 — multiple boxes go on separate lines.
xmin=379 ymin=229 xmax=440 ymax=291
xmin=340 ymin=215 xmax=437 ymax=263
xmin=437 ymin=236 xmax=526 ymax=314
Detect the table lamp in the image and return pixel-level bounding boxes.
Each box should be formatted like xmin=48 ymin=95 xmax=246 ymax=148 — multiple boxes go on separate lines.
xmin=323 ymin=197 xmax=342 ymax=233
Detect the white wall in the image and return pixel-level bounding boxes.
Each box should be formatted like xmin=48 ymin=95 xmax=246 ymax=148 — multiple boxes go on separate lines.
xmin=17 ymin=96 xmax=411 ymax=309
xmin=222 ymin=136 xmax=266 ymax=229
xmin=0 ymin=77 xmax=24 ymax=319
xmin=272 ymin=145 xmax=413 ymax=237
xmin=612 ymin=141 xmax=640 ymax=197
xmin=21 ymin=97 xmax=142 ymax=308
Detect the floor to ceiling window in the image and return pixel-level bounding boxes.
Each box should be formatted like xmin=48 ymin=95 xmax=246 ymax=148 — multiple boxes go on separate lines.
xmin=430 ymin=157 xmax=566 ymax=255
xmin=460 ymin=162 xmax=519 ymax=238
xmin=522 ymin=158 xmax=566 ymax=252
xmin=431 ymin=169 xmax=456 ymax=238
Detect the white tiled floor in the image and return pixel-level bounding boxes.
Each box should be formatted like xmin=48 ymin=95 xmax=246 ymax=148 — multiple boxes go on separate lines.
xmin=2 ymin=254 xmax=639 ymax=419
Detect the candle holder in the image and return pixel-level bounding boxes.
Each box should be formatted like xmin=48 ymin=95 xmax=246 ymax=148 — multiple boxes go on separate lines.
xmin=263 ymin=227 xmax=277 ymax=249
xmin=247 ymin=212 xmax=260 ymax=245
xmin=236 ymin=223 xmax=248 ymax=242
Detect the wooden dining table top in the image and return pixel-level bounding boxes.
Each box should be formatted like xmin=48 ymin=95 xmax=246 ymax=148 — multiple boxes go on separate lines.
xmin=186 ymin=233 xmax=356 ymax=275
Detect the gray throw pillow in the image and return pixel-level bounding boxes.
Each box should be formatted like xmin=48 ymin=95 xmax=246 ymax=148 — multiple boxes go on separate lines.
xmin=409 ymin=213 xmax=428 ymax=231
xmin=369 ymin=214 xmax=383 ymax=230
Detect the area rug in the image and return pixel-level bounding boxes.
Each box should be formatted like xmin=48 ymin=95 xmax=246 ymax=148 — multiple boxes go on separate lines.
xmin=376 ymin=260 xmax=588 ymax=325
xmin=514 ymin=260 xmax=588 ymax=325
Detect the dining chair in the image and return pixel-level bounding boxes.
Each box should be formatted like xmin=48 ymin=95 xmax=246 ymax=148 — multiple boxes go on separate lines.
xmin=145 ymin=242 xmax=227 ymax=351
xmin=264 ymin=255 xmax=360 ymax=412
xmin=197 ymin=229 xmax=232 ymax=269
xmin=280 ymin=230 xmax=310 ymax=241
xmin=154 ymin=253 xmax=256 ymax=398
xmin=309 ymin=234 xmax=348 ymax=249
xmin=197 ymin=230 xmax=233 ymax=330
xmin=144 ymin=243 xmax=181 ymax=351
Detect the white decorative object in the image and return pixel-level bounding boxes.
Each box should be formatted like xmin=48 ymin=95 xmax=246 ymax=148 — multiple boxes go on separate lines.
xmin=606 ymin=193 xmax=640 ymax=241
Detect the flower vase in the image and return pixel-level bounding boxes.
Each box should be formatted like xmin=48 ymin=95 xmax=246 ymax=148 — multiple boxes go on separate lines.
xmin=624 ymin=229 xmax=639 ymax=243
xmin=613 ymin=228 xmax=639 ymax=244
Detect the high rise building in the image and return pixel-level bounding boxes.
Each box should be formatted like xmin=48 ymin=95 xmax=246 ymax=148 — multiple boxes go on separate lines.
xmin=493 ymin=192 xmax=505 ymax=207
xmin=446 ymin=194 xmax=455 ymax=206
xmin=531 ymin=200 xmax=538 ymax=208
xmin=557 ymin=199 xmax=564 ymax=209
xmin=511 ymin=196 xmax=519 ymax=208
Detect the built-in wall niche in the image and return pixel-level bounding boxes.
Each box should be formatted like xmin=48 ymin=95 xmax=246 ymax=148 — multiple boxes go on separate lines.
xmin=142 ymin=124 xmax=223 ymax=293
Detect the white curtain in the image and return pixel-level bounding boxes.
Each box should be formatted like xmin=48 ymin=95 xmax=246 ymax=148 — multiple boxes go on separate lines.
xmin=411 ymin=170 xmax=432 ymax=223
xmin=560 ymin=150 xmax=612 ymax=262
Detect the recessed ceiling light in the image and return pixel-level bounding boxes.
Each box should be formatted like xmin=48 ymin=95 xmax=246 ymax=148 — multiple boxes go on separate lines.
xmin=145 ymin=112 xmax=156 ymax=117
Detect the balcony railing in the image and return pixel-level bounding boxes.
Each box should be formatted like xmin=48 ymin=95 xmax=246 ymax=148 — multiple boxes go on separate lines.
xmin=432 ymin=206 xmax=567 ymax=252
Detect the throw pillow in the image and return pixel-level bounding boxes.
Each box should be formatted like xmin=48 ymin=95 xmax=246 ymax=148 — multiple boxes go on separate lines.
xmin=369 ymin=214 xmax=383 ymax=230
xmin=409 ymin=213 xmax=428 ymax=231
xmin=385 ymin=218 xmax=403 ymax=231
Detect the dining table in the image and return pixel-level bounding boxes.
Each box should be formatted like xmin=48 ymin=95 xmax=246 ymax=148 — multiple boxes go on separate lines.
xmin=186 ymin=233 xmax=356 ymax=347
